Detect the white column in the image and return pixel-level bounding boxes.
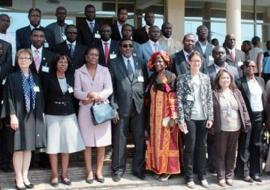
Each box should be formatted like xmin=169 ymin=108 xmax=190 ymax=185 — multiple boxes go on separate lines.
xmin=165 ymin=0 xmax=185 ymax=42
xmin=226 ymin=0 xmax=241 ymax=48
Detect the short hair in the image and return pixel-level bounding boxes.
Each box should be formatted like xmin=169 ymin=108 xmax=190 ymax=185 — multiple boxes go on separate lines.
xmin=28 ymin=8 xmax=41 ymax=17
xmin=51 ymin=53 xmax=72 ymax=74
xmin=56 ymin=6 xmax=67 ymax=13
xmin=65 ymin=24 xmax=77 ymax=33
xmin=117 ymin=7 xmax=127 ymax=15
xmin=183 ymin=33 xmax=196 ymax=43
xmin=0 ymin=13 xmax=9 ymax=20
xmin=251 ymin=36 xmax=261 ymax=46
xmin=15 ymin=49 xmax=33 ymax=71
xmin=119 ymin=38 xmax=132 ymax=46
xmin=188 ymin=51 xmax=203 ymax=61
xmin=84 ymin=47 xmax=99 ymax=63
xmin=213 ymin=69 xmax=237 ymax=91
xmin=243 ymin=59 xmax=256 ymax=67
xmin=31 ymin=28 xmax=45 ymax=35
xmin=84 ymin=4 xmax=95 ymax=11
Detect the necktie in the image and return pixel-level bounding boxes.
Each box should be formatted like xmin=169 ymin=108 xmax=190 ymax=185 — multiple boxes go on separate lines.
xmin=231 ymin=50 xmax=236 ymax=62
xmin=68 ymin=44 xmax=74 ymax=58
xmin=104 ymin=42 xmax=109 ymax=65
xmin=34 ymin=49 xmax=41 ymax=71
xmin=90 ymin=22 xmax=94 ymax=33
xmin=127 ymin=59 xmax=134 ymax=76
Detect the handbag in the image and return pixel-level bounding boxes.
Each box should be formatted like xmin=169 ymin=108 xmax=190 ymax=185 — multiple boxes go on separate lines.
xmin=90 ymin=101 xmax=116 ymax=125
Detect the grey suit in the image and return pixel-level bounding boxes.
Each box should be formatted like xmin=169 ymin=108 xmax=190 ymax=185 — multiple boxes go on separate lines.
xmin=109 ymin=55 xmax=147 ymax=176
xmin=194 ymin=42 xmax=213 ymax=66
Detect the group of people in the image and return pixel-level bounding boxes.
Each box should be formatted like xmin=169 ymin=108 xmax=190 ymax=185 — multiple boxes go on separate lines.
xmin=1 ymin=3 xmax=270 ymax=190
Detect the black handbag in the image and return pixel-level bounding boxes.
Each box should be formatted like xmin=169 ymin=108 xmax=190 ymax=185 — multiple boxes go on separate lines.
xmin=90 ymin=101 xmax=116 ymax=125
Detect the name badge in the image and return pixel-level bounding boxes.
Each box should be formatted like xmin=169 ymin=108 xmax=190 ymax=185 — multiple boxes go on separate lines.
xmin=2 ymin=78 xmax=6 ymax=85
xmin=42 ymin=66 xmax=50 ymax=73
xmin=186 ymin=95 xmax=194 ymax=101
xmin=138 ymin=76 xmax=144 ymax=82
xmin=68 ymin=87 xmax=73 ymax=93
xmin=238 ymin=61 xmax=243 ymax=67
xmin=95 ymin=33 xmax=101 ymax=39
xmin=110 ymin=53 xmax=117 ymax=59
xmin=33 ymin=86 xmax=40 ymax=92
xmin=44 ymin=41 xmax=49 ymax=48
xmin=62 ymin=33 xmax=67 ymax=41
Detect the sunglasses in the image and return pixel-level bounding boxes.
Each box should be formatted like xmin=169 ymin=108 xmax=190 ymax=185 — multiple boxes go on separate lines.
xmin=122 ymin=44 xmax=133 ymax=48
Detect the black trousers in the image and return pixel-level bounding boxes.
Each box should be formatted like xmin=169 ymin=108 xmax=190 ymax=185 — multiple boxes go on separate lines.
xmin=111 ymin=106 xmax=145 ymax=176
xmin=249 ymin=112 xmax=264 ymax=177
xmin=183 ymin=120 xmax=207 ymax=181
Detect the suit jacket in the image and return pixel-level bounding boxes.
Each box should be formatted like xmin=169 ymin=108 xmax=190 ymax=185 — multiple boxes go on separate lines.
xmin=52 ymin=41 xmax=87 ymax=73
xmin=111 ymin=22 xmax=122 ymax=41
xmin=225 ymin=48 xmax=243 ymax=68
xmin=42 ymin=73 xmax=75 ymax=115
xmin=134 ymin=26 xmax=149 ymax=44
xmin=77 ymin=20 xmax=99 ymax=47
xmin=0 ymin=39 xmax=12 ymax=75
xmin=176 ymin=72 xmax=213 ymax=123
xmin=30 ymin=48 xmax=56 ymax=79
xmin=171 ymin=50 xmax=207 ymax=76
xmin=16 ymin=26 xmax=55 ymax=51
xmin=237 ymin=76 xmax=266 ymax=115
xmin=194 ymin=41 xmax=213 ymax=66
xmin=138 ymin=41 xmax=165 ymax=64
xmin=93 ymin=39 xmax=119 ymax=67
xmin=109 ymin=55 xmax=147 ymax=117
xmin=207 ymin=63 xmax=240 ymax=84
xmin=210 ymin=89 xmax=251 ymax=135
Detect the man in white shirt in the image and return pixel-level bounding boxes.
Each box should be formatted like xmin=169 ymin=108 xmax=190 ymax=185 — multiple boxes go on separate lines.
xmin=111 ymin=7 xmax=129 ymax=41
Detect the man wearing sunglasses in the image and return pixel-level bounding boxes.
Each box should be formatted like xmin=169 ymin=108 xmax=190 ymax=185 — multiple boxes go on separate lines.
xmin=109 ymin=38 xmax=147 ymax=182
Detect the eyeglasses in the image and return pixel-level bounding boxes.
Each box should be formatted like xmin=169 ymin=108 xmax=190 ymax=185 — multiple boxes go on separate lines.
xmin=247 ymin=65 xmax=256 ymax=68
xmin=122 ymin=44 xmax=133 ymax=48
xmin=18 ymin=57 xmax=31 ymax=60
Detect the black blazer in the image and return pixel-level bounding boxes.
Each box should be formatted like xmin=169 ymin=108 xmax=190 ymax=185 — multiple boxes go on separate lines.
xmin=42 ymin=73 xmax=75 ymax=115
xmin=52 ymin=41 xmax=87 ymax=73
xmin=111 ymin=22 xmax=122 ymax=41
xmin=237 ymin=76 xmax=266 ymax=116
xmin=16 ymin=26 xmax=55 ymax=51
xmin=0 ymin=39 xmax=12 ymax=69
xmin=134 ymin=26 xmax=149 ymax=44
xmin=171 ymin=50 xmax=207 ymax=76
xmin=109 ymin=55 xmax=147 ymax=117
xmin=93 ymin=39 xmax=119 ymax=67
xmin=77 ymin=20 xmax=99 ymax=47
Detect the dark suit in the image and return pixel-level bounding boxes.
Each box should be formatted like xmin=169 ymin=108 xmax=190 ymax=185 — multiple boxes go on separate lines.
xmin=16 ymin=26 xmax=55 ymax=51
xmin=111 ymin=22 xmax=122 ymax=41
xmin=194 ymin=42 xmax=213 ymax=66
xmin=171 ymin=50 xmax=207 ymax=76
xmin=109 ymin=55 xmax=147 ymax=177
xmin=236 ymin=76 xmax=266 ymax=178
xmin=52 ymin=41 xmax=87 ymax=73
xmin=42 ymin=73 xmax=75 ymax=115
xmin=134 ymin=26 xmax=149 ymax=44
xmin=77 ymin=20 xmax=99 ymax=47
xmin=93 ymin=39 xmax=119 ymax=67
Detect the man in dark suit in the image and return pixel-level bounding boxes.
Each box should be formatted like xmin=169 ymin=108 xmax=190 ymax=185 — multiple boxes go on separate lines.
xmin=0 ymin=40 xmax=13 ymax=172
xmin=30 ymin=28 xmax=55 ymax=78
xmin=109 ymin=39 xmax=147 ymax=182
xmin=171 ymin=33 xmax=207 ymax=76
xmin=195 ymin=25 xmax=213 ymax=67
xmin=53 ymin=24 xmax=87 ymax=73
xmin=93 ymin=24 xmax=119 ymax=67
xmin=134 ymin=11 xmax=155 ymax=44
xmin=16 ymin=8 xmax=55 ymax=51
xmin=223 ymin=34 xmax=244 ymax=71
xmin=111 ymin=7 xmax=129 ymax=41
xmin=77 ymin=4 xmax=100 ymax=47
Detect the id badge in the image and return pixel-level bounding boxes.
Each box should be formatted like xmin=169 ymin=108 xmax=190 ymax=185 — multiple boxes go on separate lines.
xmin=186 ymin=95 xmax=194 ymax=101
xmin=42 ymin=66 xmax=50 ymax=73
xmin=95 ymin=33 xmax=101 ymax=39
xmin=62 ymin=33 xmax=67 ymax=41
xmin=138 ymin=76 xmax=144 ymax=82
xmin=110 ymin=53 xmax=117 ymax=59
xmin=44 ymin=41 xmax=49 ymax=48
xmin=2 ymin=78 xmax=6 ymax=85
xmin=68 ymin=87 xmax=74 ymax=93
xmin=33 ymin=86 xmax=40 ymax=92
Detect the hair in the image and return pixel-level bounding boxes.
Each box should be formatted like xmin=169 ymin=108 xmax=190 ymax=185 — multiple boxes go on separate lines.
xmin=31 ymin=28 xmax=45 ymax=35
xmin=51 ymin=53 xmax=72 ymax=74
xmin=14 ymin=49 xmax=33 ymax=71
xmin=65 ymin=24 xmax=77 ymax=33
xmin=251 ymin=36 xmax=260 ymax=46
xmin=0 ymin=13 xmax=9 ymax=20
xmin=117 ymin=7 xmax=127 ymax=15
xmin=56 ymin=6 xmax=67 ymax=13
xmin=147 ymin=51 xmax=171 ymax=72
xmin=182 ymin=33 xmax=196 ymax=43
xmin=196 ymin=25 xmax=208 ymax=33
xmin=28 ymin=8 xmax=41 ymax=17
xmin=213 ymin=69 xmax=237 ymax=91
xmin=188 ymin=51 xmax=203 ymax=61
xmin=119 ymin=38 xmax=133 ymax=46
xmin=243 ymin=59 xmax=256 ymax=68
xmin=85 ymin=4 xmax=95 ymax=11
xmin=84 ymin=47 xmax=99 ymax=63
xmin=211 ymin=38 xmax=219 ymax=46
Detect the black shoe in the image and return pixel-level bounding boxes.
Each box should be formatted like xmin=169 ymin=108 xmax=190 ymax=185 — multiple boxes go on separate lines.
xmin=251 ymin=176 xmax=262 ymax=182
xmin=112 ymin=173 xmax=121 ymax=182
xmin=23 ymin=182 xmax=34 ymax=189
xmin=50 ymin=181 xmax=59 ymax=187
xmin=243 ymin=176 xmax=253 ymax=183
xmin=95 ymin=174 xmax=105 ymax=183
xmin=85 ymin=178 xmax=94 ymax=184
xmin=132 ymin=172 xmax=145 ymax=180
xmin=60 ymin=176 xmax=71 ymax=185
xmin=15 ymin=181 xmax=26 ymax=190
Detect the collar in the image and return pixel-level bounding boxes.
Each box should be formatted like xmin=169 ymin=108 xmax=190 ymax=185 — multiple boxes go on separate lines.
xmin=161 ymin=35 xmax=171 ymax=41
xmin=183 ymin=50 xmax=191 ymax=58
xmin=227 ymin=47 xmax=235 ymax=53
xmin=86 ymin=19 xmax=95 ymax=25
xmin=66 ymin=40 xmax=76 ymax=46
xmin=31 ymin=45 xmax=43 ymax=53
xmin=214 ymin=62 xmax=228 ymax=70
xmin=198 ymin=41 xmax=208 ymax=47
xmin=117 ymin=21 xmax=125 ymax=27
xmin=122 ymin=55 xmax=133 ymax=62
xmin=30 ymin=24 xmax=40 ymax=30
xmin=102 ymin=39 xmax=111 ymax=45
xmin=149 ymin=40 xmax=159 ymax=46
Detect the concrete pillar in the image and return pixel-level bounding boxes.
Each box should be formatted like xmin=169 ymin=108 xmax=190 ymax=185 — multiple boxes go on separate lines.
xmin=203 ymin=2 xmax=211 ymax=40
xmin=226 ymin=0 xmax=241 ymax=48
xmin=165 ymin=0 xmax=185 ymax=41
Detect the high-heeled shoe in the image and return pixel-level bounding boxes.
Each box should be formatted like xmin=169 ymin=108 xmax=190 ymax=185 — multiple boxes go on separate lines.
xmin=23 ymin=182 xmax=34 ymax=189
xmin=15 ymin=181 xmax=26 ymax=190
xmin=60 ymin=176 xmax=71 ymax=186
xmin=95 ymin=174 xmax=105 ymax=183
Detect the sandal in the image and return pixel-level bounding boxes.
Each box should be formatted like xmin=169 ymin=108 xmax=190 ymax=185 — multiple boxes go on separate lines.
xmin=60 ymin=176 xmax=71 ymax=186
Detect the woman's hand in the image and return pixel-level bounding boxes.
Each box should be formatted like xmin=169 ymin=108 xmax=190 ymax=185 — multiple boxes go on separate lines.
xmin=82 ymin=98 xmax=93 ymax=105
xmin=10 ymin=114 xmax=19 ymax=130
xmin=178 ymin=122 xmax=188 ymax=134
xmin=205 ymin=120 xmax=213 ymax=129
xmin=87 ymin=92 xmax=102 ymax=102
